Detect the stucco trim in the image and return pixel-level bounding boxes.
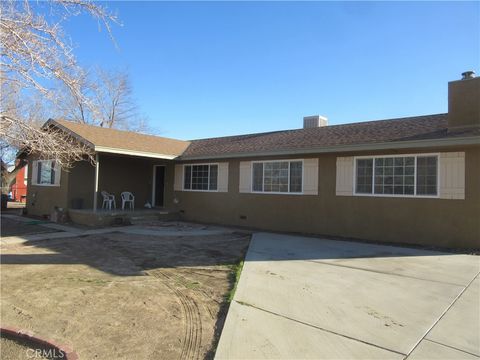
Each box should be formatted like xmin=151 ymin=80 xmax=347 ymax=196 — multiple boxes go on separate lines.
xmin=336 ymin=156 xmax=354 ymax=196
xmin=239 ymin=161 xmax=252 ymax=193
xmin=174 ymin=164 xmax=183 ymax=191
xmin=178 ymin=136 xmax=480 ymax=161
xmin=439 ymin=152 xmax=465 ymax=199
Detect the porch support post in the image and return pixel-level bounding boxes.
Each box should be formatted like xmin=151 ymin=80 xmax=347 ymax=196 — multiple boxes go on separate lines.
xmin=93 ymin=153 xmax=99 ymax=212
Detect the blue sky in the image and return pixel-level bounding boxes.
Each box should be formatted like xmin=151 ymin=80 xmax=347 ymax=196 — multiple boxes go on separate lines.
xmin=63 ymin=1 xmax=479 ymax=140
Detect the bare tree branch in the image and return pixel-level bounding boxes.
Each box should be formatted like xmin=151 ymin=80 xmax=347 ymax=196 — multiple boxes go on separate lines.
xmin=93 ymin=68 xmax=139 ymax=130
xmin=54 ymin=67 xmax=150 ymax=132
xmin=0 ymin=0 xmax=119 ymax=102
xmin=0 ymin=0 xmax=118 ymax=177
xmin=0 ymin=115 xmax=95 ymax=168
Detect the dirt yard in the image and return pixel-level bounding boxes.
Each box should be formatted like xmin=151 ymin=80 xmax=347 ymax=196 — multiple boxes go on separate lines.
xmin=1 ymin=215 xmax=58 ymax=237
xmin=1 ymin=230 xmax=250 ymax=360
xmin=0 ymin=336 xmax=54 ymax=360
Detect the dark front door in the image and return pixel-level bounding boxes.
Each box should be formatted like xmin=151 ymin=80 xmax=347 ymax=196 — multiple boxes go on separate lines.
xmin=154 ymin=166 xmax=165 ymax=207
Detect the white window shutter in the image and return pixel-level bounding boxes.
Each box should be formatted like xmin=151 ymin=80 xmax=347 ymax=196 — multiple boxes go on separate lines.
xmin=53 ymin=163 xmax=61 ymax=186
xmin=439 ymin=152 xmax=465 ymax=199
xmin=174 ymin=164 xmax=183 ymax=191
xmin=303 ymin=158 xmax=318 ymax=195
xmin=217 ymin=163 xmax=229 ymax=192
xmin=336 ymin=157 xmax=354 ymax=196
xmin=239 ymin=161 xmax=252 ymax=193
xmin=31 ymin=161 xmax=38 ymax=185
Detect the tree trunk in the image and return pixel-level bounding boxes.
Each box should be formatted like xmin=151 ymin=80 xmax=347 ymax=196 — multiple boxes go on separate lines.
xmin=1 ymin=166 xmax=22 ymax=195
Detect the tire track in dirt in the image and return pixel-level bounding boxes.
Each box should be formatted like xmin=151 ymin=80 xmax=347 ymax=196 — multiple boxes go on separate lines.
xmin=148 ymin=270 xmax=203 ymax=360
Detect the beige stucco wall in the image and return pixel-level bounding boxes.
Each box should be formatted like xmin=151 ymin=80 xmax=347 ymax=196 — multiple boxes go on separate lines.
xmin=173 ymin=146 xmax=480 ymax=249
xmin=67 ymin=160 xmax=96 ymax=210
xmin=25 ymin=145 xmax=479 ymax=249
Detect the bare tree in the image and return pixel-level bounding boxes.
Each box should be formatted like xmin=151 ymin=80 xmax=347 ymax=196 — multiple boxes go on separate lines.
xmin=1 ymin=79 xmax=52 ymax=193
xmin=0 ymin=0 xmax=118 ymax=174
xmin=1 ymin=0 xmax=117 ymax=101
xmin=54 ymin=69 xmax=94 ymax=124
xmin=1 ymin=116 xmax=93 ymax=166
xmin=93 ymin=68 xmax=145 ymax=130
xmin=54 ymin=67 xmax=149 ymax=132
xmin=1 ymin=115 xmax=94 ymax=194
xmin=1 ymin=78 xmax=49 ymax=129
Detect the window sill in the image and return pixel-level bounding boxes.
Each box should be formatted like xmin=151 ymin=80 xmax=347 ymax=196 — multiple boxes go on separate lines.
xmin=181 ymin=189 xmax=219 ymax=193
xmin=353 ymin=193 xmax=439 ymax=199
xmin=250 ymin=191 xmax=305 ymax=196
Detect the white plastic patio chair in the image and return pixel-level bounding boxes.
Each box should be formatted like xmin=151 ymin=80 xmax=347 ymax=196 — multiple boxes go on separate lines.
xmin=121 ymin=192 xmax=135 ymax=210
xmin=101 ymin=191 xmax=116 ymax=210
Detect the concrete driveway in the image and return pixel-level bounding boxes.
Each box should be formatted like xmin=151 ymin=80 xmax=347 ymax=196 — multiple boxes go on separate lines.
xmin=216 ymin=233 xmax=480 ymax=359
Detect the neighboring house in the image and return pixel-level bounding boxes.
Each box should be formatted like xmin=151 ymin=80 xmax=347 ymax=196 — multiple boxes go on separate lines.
xmin=24 ymin=73 xmax=480 ymax=249
xmin=10 ymin=164 xmax=28 ymax=202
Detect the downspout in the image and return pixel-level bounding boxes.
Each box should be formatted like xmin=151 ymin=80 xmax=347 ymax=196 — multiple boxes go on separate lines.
xmin=93 ymin=153 xmax=99 ymax=212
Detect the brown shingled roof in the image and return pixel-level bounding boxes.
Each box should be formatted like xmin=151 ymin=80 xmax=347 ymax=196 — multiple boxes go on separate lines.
xmin=49 ymin=114 xmax=479 ymax=161
xmin=181 ymin=114 xmax=479 ymax=159
xmin=52 ymin=119 xmax=190 ymax=158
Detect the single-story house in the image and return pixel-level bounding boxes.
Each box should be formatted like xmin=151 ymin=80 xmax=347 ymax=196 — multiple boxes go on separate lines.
xmin=25 ymin=73 xmax=479 ymax=249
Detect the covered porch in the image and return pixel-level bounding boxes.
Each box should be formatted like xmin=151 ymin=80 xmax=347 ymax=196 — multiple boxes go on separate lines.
xmin=67 ymin=152 xmax=178 ymax=225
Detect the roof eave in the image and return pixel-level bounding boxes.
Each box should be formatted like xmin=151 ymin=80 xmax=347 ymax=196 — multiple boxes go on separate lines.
xmin=16 ymin=119 xmax=94 ymax=158
xmin=95 ymin=146 xmax=179 ymax=160
xmin=45 ymin=119 xmax=181 ymax=159
xmin=43 ymin=119 xmax=96 ymax=149
xmin=177 ymin=135 xmax=480 ymax=161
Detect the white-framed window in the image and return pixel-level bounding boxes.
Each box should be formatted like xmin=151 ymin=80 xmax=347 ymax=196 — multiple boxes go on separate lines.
xmin=354 ymin=154 xmax=439 ymax=197
xmin=252 ymin=160 xmax=303 ymax=194
xmin=183 ymin=163 xmax=218 ymax=191
xmin=32 ymin=160 xmax=61 ymax=186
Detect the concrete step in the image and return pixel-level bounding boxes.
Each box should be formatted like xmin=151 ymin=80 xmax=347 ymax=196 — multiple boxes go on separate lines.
xmin=69 ymin=208 xmax=180 ymax=226
xmin=130 ymin=212 xmax=180 ymax=225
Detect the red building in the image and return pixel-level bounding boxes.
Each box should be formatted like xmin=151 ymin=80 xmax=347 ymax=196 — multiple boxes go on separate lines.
xmin=11 ymin=165 xmax=28 ymax=202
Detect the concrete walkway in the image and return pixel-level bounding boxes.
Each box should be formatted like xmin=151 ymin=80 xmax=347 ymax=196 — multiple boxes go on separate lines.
xmin=0 ymin=215 xmax=235 ymax=246
xmin=216 ymin=233 xmax=480 ymax=359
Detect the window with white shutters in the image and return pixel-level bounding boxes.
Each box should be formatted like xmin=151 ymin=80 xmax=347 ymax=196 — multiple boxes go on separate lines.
xmin=32 ymin=160 xmax=61 ymax=186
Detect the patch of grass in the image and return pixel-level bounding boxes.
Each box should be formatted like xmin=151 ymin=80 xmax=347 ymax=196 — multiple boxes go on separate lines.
xmin=25 ymin=220 xmax=49 ymax=225
xmin=226 ymin=260 xmax=244 ymax=303
xmin=172 ymin=275 xmax=201 ymax=289
xmin=185 ymin=281 xmax=201 ymax=289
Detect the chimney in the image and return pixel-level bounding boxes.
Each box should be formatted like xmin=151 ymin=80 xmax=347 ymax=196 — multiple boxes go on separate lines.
xmin=303 ymin=115 xmax=328 ymax=129
xmin=448 ymin=71 xmax=480 ymax=131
